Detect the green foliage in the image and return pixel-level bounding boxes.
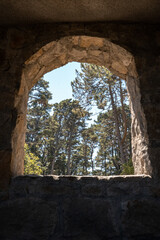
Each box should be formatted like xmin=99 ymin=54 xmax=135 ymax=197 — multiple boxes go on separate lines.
xmin=24 ymin=143 xmax=43 ymax=175
xmin=26 ymin=77 xmax=53 ymax=174
xmin=121 ymin=159 xmax=134 ymax=175
xmin=49 ymin=99 xmax=90 ymax=175
xmin=25 ymin=64 xmax=132 ymax=176
xmin=72 ymin=63 xmax=131 ymax=174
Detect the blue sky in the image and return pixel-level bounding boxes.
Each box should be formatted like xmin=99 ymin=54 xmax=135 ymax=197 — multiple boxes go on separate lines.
xmin=44 ymin=62 xmax=98 ymax=158
xmin=44 ymin=62 xmax=81 ymax=104
xmin=44 ymin=61 xmax=100 ymax=124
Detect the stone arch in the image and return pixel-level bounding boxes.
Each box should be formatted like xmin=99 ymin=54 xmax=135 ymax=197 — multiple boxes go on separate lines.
xmin=23 ymin=36 xmax=135 ymax=89
xmin=11 ymin=35 xmax=152 ymax=179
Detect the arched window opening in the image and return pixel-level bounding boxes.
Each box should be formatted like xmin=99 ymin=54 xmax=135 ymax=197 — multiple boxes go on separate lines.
xmin=25 ymin=62 xmax=132 ymax=176
xmin=10 ymin=35 xmax=151 ymax=180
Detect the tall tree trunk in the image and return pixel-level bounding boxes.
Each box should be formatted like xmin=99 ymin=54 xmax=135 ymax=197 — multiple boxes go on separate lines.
xmin=84 ymin=143 xmax=88 ymax=174
xmin=50 ymin=131 xmax=60 ymax=174
xmin=51 ymin=152 xmax=56 ymax=174
xmin=119 ymin=79 xmax=128 ymax=163
xmin=91 ymin=146 xmax=94 ymax=174
xmin=108 ymin=80 xmax=126 ymax=165
xmin=111 ymin=143 xmax=120 ymax=172
xmin=67 ymin=134 xmax=72 ymax=175
xmin=119 ymin=79 xmax=127 ymax=145
xmin=104 ymin=151 xmax=107 ymax=175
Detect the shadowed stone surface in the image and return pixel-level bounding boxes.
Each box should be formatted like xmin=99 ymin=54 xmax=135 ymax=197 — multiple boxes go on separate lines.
xmin=0 ymin=2 xmax=160 ymax=239
xmin=1 ymin=23 xmax=160 ymax=188
xmin=0 ymin=0 xmax=160 ymax=25
xmin=0 ymin=175 xmax=160 ymax=240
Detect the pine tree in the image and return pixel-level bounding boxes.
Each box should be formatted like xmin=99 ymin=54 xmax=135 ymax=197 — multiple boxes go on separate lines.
xmin=25 ymin=64 xmax=132 ymax=176
xmin=25 ymin=78 xmax=53 ymax=173
xmin=72 ymin=63 xmax=131 ymax=172
xmin=49 ymin=99 xmax=90 ymax=175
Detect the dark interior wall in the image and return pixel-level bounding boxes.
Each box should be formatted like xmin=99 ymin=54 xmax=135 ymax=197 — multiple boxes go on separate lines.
xmin=0 ymin=23 xmax=160 ymax=188
xmin=0 ymin=175 xmax=160 ymax=240
xmin=0 ymin=2 xmax=160 ymax=239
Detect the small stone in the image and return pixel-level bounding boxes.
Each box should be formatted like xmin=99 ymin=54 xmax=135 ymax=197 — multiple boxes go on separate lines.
xmin=111 ymin=61 xmax=128 ymax=75
xmin=79 ymin=36 xmax=104 ymax=48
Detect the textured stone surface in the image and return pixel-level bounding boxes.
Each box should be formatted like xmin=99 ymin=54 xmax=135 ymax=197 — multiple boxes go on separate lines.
xmin=0 ymin=175 xmax=160 ymax=240
xmin=0 ymin=23 xmax=160 ymax=188
xmin=24 ymin=36 xmax=135 ymax=89
xmin=0 ymin=0 xmax=160 ymax=25
xmin=127 ymin=75 xmax=152 ymax=175
xmin=0 ymin=4 xmax=160 ymax=240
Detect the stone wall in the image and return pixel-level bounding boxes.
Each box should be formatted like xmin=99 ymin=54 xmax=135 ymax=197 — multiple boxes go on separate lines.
xmin=0 ymin=23 xmax=160 ymax=187
xmin=23 ymin=35 xmax=152 ymax=177
xmin=24 ymin=36 xmax=135 ymax=90
xmin=0 ymin=175 xmax=160 ymax=240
